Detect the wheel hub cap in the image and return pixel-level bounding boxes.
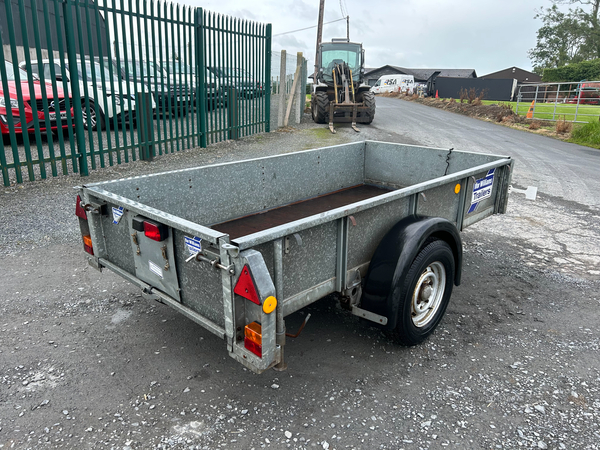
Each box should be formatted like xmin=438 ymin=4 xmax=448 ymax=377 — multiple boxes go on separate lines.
xmin=411 ymin=261 xmax=446 ymax=328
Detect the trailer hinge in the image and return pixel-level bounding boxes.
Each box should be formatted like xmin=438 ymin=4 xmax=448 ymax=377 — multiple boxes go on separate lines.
xmin=185 ymin=252 xmax=235 ymax=275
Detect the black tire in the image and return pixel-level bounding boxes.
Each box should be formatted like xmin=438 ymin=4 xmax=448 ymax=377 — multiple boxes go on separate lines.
xmin=312 ymin=91 xmax=329 ymax=124
xmin=362 ymin=91 xmax=376 ymax=124
xmin=81 ymin=100 xmax=105 ymax=131
xmin=393 ymin=239 xmax=454 ymax=345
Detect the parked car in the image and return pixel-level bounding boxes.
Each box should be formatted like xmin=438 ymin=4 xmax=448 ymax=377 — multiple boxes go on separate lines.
xmin=165 ymin=62 xmax=228 ymax=110
xmin=22 ymin=59 xmax=153 ymax=130
xmin=122 ymin=60 xmax=192 ymax=115
xmin=567 ymin=81 xmax=600 ymax=105
xmin=207 ymin=67 xmax=262 ymax=98
xmin=1 ymin=61 xmax=73 ymax=136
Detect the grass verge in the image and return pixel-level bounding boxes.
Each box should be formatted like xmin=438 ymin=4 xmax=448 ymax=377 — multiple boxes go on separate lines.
xmin=569 ymin=121 xmax=600 ymax=148
xmin=480 ymin=100 xmax=600 ymax=124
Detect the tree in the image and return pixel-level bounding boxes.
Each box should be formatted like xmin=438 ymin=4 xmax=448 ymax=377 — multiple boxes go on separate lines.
xmin=528 ymin=5 xmax=591 ymax=71
xmin=557 ymin=0 xmax=600 ymax=57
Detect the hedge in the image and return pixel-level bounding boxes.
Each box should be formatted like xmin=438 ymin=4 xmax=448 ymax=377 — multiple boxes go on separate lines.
xmin=542 ymin=59 xmax=600 ymax=82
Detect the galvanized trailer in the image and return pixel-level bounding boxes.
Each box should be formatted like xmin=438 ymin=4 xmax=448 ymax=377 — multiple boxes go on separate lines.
xmin=76 ymin=141 xmax=513 ymax=373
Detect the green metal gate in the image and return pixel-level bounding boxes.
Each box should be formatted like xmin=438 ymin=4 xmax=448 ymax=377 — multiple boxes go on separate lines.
xmin=0 ymin=0 xmax=271 ymax=186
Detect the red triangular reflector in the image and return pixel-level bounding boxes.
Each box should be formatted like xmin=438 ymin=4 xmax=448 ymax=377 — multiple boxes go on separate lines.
xmin=234 ymin=265 xmax=261 ymax=305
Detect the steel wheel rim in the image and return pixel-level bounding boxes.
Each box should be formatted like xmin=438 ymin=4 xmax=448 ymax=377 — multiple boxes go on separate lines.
xmin=411 ymin=261 xmax=446 ymax=328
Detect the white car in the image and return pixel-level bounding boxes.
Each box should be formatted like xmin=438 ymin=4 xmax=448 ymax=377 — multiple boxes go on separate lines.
xmin=21 ymin=59 xmax=155 ymax=130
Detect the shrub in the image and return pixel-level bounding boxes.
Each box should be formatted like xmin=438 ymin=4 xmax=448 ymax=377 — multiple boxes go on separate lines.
xmin=459 ymin=88 xmax=468 ymax=103
xmin=543 ymin=59 xmax=600 ymax=83
xmin=529 ymin=121 xmax=541 ymax=130
xmin=555 ymin=117 xmax=573 ymax=134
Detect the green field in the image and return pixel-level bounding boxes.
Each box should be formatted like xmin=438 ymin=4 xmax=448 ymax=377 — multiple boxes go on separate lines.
xmin=481 ymin=100 xmax=600 ymax=123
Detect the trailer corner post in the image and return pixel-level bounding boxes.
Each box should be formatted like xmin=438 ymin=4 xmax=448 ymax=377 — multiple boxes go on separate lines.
xmin=273 ymin=238 xmax=287 ymax=371
xmin=219 ymin=237 xmax=235 ymax=352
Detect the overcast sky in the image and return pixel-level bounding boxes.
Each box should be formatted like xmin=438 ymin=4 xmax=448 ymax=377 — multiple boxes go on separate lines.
xmin=173 ymin=0 xmax=553 ymax=76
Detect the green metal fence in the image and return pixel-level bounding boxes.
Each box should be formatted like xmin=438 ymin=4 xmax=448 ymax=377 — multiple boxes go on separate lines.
xmin=0 ymin=0 xmax=271 ymax=186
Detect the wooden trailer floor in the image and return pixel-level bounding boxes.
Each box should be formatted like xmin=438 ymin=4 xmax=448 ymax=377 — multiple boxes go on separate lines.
xmin=212 ymin=184 xmax=393 ymax=240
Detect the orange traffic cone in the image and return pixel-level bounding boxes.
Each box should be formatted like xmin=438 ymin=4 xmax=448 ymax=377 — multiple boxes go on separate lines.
xmin=435 ymin=90 xmax=439 ymax=99
xmin=526 ymin=100 xmax=535 ymax=119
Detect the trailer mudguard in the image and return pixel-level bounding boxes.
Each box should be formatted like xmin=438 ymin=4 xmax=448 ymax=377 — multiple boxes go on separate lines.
xmin=360 ymin=215 xmax=462 ymax=331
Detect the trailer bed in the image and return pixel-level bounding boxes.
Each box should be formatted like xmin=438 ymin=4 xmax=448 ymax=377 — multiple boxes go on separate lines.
xmin=78 ymin=140 xmax=514 ymax=373
xmin=212 ymin=184 xmax=393 ymax=239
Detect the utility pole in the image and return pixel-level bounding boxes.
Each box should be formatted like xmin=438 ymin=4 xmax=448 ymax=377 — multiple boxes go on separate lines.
xmin=314 ymin=0 xmax=325 ymax=81
xmin=346 ymin=15 xmax=349 ymax=40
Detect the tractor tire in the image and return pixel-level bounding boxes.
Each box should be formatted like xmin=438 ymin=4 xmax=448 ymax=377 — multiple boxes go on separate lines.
xmin=312 ymin=91 xmax=329 ymax=124
xmin=362 ymin=91 xmax=376 ymax=124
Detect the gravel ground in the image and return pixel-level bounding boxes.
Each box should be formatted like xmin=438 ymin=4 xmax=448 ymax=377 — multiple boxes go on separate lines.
xmin=0 ymin=109 xmax=599 ymax=450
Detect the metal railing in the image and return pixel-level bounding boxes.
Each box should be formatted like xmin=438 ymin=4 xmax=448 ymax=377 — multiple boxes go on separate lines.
xmin=516 ymin=81 xmax=600 ymax=123
xmin=0 ymin=0 xmax=272 ymax=186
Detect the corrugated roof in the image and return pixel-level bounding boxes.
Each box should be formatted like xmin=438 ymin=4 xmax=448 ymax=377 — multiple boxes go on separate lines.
xmin=364 ymin=65 xmax=477 ymax=81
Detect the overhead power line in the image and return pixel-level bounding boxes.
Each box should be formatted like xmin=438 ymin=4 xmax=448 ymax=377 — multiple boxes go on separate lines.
xmin=272 ymin=17 xmax=346 ymax=37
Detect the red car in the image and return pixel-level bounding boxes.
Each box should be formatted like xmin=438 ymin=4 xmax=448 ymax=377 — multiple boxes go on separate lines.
xmin=0 ymin=61 xmax=73 ymax=135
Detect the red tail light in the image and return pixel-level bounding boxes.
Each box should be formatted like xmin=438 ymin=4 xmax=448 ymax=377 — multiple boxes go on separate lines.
xmin=234 ymin=265 xmax=261 ymax=305
xmin=132 ymin=216 xmax=168 ymax=242
xmin=143 ymin=220 xmax=167 ymax=241
xmin=75 ymin=195 xmax=87 ymax=220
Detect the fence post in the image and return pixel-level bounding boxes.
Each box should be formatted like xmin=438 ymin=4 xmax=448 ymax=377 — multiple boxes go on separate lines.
xmin=195 ymin=7 xmax=208 ymax=148
xmin=552 ymin=83 xmax=560 ymax=121
xmin=63 ymin=0 xmax=88 ymax=176
xmin=532 ymin=85 xmax=539 ymax=119
xmin=295 ymin=52 xmax=303 ymax=124
xmin=574 ymin=83 xmax=581 ymax=122
xmin=137 ymin=92 xmax=154 ymax=161
xmin=227 ymin=87 xmax=239 ymax=139
xmin=278 ymin=50 xmax=286 ymax=128
xmin=265 ymin=23 xmax=272 ymax=132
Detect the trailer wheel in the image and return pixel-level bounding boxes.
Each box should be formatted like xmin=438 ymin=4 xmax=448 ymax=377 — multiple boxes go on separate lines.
xmin=393 ymin=239 xmax=454 ymax=345
xmin=312 ymin=91 xmax=329 ymax=124
xmin=362 ymin=91 xmax=376 ymax=124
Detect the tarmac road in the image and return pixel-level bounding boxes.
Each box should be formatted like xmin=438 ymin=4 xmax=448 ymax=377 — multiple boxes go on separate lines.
xmin=0 ymin=99 xmax=599 ymax=449
xmin=374 ymin=97 xmax=600 ymax=208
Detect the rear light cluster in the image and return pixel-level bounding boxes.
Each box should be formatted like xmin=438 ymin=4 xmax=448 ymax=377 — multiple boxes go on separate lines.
xmin=132 ymin=216 xmax=168 ymax=242
xmin=75 ymin=195 xmax=87 ymax=220
xmin=244 ymin=321 xmax=262 ymax=357
xmin=234 ymin=264 xmax=278 ymax=358
xmin=76 ymin=195 xmax=94 ymax=256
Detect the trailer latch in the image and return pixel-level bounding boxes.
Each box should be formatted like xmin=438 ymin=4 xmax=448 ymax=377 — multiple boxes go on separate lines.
xmin=185 ymin=252 xmax=235 ymax=275
xmin=81 ymin=201 xmax=106 ymax=215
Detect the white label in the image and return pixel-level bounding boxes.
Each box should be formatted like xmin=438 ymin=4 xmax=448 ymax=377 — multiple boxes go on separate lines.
xmin=184 ymin=236 xmax=202 ymax=256
xmin=112 ymin=206 xmax=124 ymax=224
xmin=148 ymin=260 xmax=163 ymax=279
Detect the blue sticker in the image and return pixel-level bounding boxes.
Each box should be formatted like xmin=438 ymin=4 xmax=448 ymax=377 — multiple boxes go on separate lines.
xmin=184 ymin=236 xmax=202 ymax=256
xmin=468 ymin=169 xmax=495 ymax=214
xmin=112 ymin=206 xmax=124 ymax=224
